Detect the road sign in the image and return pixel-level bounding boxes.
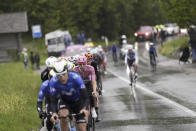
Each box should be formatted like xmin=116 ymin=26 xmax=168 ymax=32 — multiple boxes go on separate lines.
xmin=32 ymin=25 xmax=42 ymax=38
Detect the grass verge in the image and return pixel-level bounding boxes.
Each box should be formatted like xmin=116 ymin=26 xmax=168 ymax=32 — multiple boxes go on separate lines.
xmin=0 ymin=62 xmax=41 ymax=131
xmin=158 ymin=37 xmax=189 ymax=58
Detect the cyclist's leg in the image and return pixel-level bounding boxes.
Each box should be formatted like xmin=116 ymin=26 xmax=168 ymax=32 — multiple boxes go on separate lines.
xmin=58 ymin=100 xmax=70 ymax=131
xmin=96 ymin=71 xmax=102 ymax=92
xmin=71 ymin=98 xmax=88 ymax=131
xmin=85 ymin=82 xmax=97 ymax=118
xmin=95 ymin=96 xmax=101 ymax=122
xmin=128 ymin=65 xmax=133 ymax=85
xmin=132 ymin=62 xmax=137 ymax=73
xmin=132 ymin=62 xmax=138 ymax=80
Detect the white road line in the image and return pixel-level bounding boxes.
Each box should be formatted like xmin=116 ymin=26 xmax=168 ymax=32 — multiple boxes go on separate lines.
xmin=108 ymin=69 xmax=196 ymax=117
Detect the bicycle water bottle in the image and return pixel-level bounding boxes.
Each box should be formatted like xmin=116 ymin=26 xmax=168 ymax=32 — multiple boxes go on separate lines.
xmin=70 ymin=127 xmax=76 ymax=131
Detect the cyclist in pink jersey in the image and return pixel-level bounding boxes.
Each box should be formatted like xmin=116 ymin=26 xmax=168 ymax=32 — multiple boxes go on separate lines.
xmin=73 ymin=55 xmax=100 ymax=121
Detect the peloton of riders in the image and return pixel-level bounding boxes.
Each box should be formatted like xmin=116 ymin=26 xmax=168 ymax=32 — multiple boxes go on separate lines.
xmin=37 ymin=45 xmax=106 ymax=131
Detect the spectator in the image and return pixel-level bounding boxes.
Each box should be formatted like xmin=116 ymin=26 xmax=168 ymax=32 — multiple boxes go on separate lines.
xmin=77 ymin=31 xmax=85 ymax=45
xmin=64 ymin=34 xmax=72 ymax=47
xmin=30 ymin=51 xmax=35 ymax=69
xmin=21 ymin=48 xmax=28 ymax=69
xmin=81 ymin=31 xmax=86 ymax=45
xmin=77 ymin=32 xmax=81 ymax=44
xmin=110 ymin=43 xmax=118 ymax=63
xmin=35 ymin=52 xmax=40 ymax=70
xmin=179 ymin=46 xmax=190 ymax=64
xmin=160 ymin=29 xmax=167 ymax=46
xmin=188 ymin=25 xmax=196 ymax=63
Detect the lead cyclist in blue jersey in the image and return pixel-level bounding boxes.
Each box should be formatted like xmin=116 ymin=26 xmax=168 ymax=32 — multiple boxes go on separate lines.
xmin=49 ymin=60 xmax=89 ymax=131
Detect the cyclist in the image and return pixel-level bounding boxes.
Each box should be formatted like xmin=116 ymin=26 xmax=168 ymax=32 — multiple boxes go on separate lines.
xmin=91 ymin=50 xmax=104 ymax=92
xmin=50 ymin=60 xmax=89 ymax=131
xmin=149 ymin=43 xmax=157 ymax=69
xmin=37 ymin=80 xmax=58 ymax=131
xmin=67 ymin=56 xmax=78 ymax=65
xmin=86 ymin=52 xmax=102 ymax=90
xmin=110 ymin=42 xmax=118 ymax=63
xmin=119 ymin=35 xmax=127 ymax=48
xmin=73 ymin=55 xmax=100 ymax=121
xmin=85 ymin=52 xmax=102 ymax=120
xmin=41 ymin=56 xmax=57 ymax=82
xmin=97 ymin=45 xmax=107 ymax=74
xmin=125 ymin=45 xmax=138 ymax=86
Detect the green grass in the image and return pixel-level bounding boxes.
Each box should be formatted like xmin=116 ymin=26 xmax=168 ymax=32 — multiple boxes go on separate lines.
xmin=0 ymin=62 xmax=41 ymax=131
xmin=158 ymin=37 xmax=190 ymax=57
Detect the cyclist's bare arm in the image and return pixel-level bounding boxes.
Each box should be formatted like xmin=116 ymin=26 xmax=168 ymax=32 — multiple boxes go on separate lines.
xmin=92 ymin=79 xmax=97 ymax=97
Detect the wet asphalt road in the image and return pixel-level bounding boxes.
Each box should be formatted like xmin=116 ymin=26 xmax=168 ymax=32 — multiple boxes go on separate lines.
xmin=96 ymin=40 xmax=196 ymax=131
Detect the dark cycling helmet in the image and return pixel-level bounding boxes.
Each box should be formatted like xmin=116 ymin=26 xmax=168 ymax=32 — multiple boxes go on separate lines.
xmin=77 ymin=55 xmax=87 ymax=64
xmin=85 ymin=52 xmax=93 ymax=60
xmin=53 ymin=60 xmax=68 ymax=75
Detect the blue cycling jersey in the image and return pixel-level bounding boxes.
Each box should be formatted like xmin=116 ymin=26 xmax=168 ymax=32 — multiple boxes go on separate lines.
xmin=37 ymin=80 xmax=54 ymax=102
xmin=49 ymin=72 xmax=86 ymax=103
xmin=125 ymin=51 xmax=136 ymax=67
xmin=149 ymin=46 xmax=156 ymax=53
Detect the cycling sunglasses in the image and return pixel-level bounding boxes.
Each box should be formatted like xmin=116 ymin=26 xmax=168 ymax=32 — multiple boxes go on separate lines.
xmin=78 ymin=63 xmax=86 ymax=66
xmin=56 ymin=73 xmax=66 ymax=78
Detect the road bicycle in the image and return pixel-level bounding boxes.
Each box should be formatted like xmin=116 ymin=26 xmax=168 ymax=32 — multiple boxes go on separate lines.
xmin=128 ymin=66 xmax=137 ymax=88
xmin=150 ymin=54 xmax=156 ymax=72
xmin=87 ymin=104 xmax=96 ymax=131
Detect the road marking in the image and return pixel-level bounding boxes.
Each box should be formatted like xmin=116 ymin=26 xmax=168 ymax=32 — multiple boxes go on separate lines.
xmin=108 ymin=69 xmax=196 ymax=117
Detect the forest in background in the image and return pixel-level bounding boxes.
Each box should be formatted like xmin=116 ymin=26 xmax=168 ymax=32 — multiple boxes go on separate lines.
xmin=0 ymin=0 xmax=195 ymax=40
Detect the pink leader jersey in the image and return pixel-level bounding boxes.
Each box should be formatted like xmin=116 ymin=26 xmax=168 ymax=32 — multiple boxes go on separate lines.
xmin=73 ymin=65 xmax=96 ymax=84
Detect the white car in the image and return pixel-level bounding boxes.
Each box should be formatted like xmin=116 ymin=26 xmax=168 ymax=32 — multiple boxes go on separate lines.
xmin=163 ymin=23 xmax=179 ymax=36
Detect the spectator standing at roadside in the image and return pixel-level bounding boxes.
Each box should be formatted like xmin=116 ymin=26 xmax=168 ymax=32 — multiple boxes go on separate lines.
xmin=160 ymin=29 xmax=167 ymax=46
xmin=81 ymin=31 xmax=86 ymax=45
xmin=77 ymin=32 xmax=81 ymax=44
xmin=21 ymin=48 xmax=28 ymax=69
xmin=35 ymin=52 xmax=40 ymax=69
xmin=111 ymin=43 xmax=118 ymax=63
xmin=188 ymin=25 xmax=196 ymax=63
xmin=30 ymin=51 xmax=35 ymax=69
xmin=77 ymin=31 xmax=86 ymax=45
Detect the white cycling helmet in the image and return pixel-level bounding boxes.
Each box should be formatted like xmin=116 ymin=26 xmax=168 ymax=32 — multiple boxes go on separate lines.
xmin=53 ymin=60 xmax=68 ymax=75
xmin=149 ymin=42 xmax=154 ymax=46
xmin=128 ymin=44 xmax=133 ymax=50
xmin=45 ymin=56 xmax=57 ymax=68
xmin=68 ymin=56 xmax=77 ymax=64
xmin=121 ymin=35 xmax=127 ymax=39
